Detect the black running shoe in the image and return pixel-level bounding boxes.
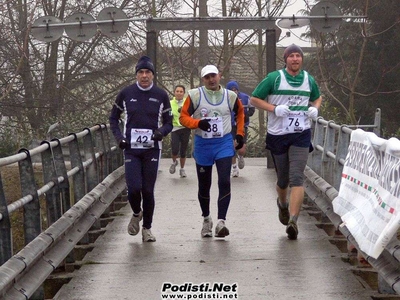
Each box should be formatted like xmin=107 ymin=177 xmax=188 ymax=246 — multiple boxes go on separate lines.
xmin=286 ymin=220 xmax=298 ymax=240
xmin=277 ymin=198 xmax=289 ymax=225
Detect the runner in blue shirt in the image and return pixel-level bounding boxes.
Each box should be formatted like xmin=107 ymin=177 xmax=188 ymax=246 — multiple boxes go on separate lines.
xmin=226 ymin=81 xmax=255 ymax=177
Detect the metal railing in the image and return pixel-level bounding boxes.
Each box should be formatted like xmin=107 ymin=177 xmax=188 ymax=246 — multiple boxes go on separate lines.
xmin=304 ymin=108 xmax=400 ymax=295
xmin=0 ymin=124 xmax=124 ymax=299
xmin=1 ymin=108 xmax=399 ymax=298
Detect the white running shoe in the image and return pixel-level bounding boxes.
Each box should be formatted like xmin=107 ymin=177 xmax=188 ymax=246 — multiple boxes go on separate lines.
xmin=179 ymin=169 xmax=187 ymax=178
xmin=231 ymin=167 xmax=239 ymax=177
xmin=238 ymin=155 xmax=245 ymax=169
xmin=127 ymin=211 xmax=143 ymax=236
xmin=169 ymin=161 xmax=178 ymax=174
xmin=201 ymin=216 xmax=213 ymax=237
xmin=142 ymin=228 xmax=156 ymax=242
xmin=215 ymin=219 xmax=230 ymax=238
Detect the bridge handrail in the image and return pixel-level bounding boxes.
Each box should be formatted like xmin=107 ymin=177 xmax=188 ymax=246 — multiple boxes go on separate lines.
xmin=0 ymin=167 xmax=126 ymax=299
xmin=0 ymin=124 xmax=123 ymax=255
xmin=0 ymin=122 xmax=125 ymax=298
xmin=2 ymin=108 xmax=399 ymax=298
xmin=305 ymin=109 xmax=400 ymax=294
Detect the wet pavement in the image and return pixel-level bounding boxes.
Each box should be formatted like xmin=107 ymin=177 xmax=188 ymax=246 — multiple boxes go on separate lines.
xmin=54 ymin=158 xmax=373 ymax=300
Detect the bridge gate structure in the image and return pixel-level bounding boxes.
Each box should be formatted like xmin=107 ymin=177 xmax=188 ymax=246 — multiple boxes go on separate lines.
xmin=4 ymin=3 xmax=393 ymax=299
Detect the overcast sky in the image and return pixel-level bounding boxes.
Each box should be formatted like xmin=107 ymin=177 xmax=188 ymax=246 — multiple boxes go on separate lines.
xmin=178 ymin=1 xmax=312 ymax=47
xmin=279 ymin=1 xmax=311 ymax=47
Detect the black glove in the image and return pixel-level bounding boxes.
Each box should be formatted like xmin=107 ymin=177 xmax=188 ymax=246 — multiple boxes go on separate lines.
xmin=151 ymin=129 xmax=163 ymax=141
xmin=119 ymin=139 xmax=128 ymax=150
xmin=198 ymin=119 xmax=211 ymax=131
xmin=235 ymin=135 xmax=244 ymax=150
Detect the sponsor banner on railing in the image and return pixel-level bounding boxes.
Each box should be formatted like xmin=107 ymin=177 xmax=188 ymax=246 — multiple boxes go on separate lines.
xmin=333 ymin=129 xmax=400 ymax=259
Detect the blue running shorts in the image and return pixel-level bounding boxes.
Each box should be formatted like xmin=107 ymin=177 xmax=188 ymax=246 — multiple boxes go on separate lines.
xmin=193 ymin=134 xmax=235 ymax=166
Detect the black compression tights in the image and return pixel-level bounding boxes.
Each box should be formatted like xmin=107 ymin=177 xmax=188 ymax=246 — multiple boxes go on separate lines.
xmin=196 ymin=156 xmax=232 ymax=220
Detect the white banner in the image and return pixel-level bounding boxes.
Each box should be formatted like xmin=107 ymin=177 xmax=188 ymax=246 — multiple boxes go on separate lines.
xmin=332 ymin=129 xmax=400 ymax=258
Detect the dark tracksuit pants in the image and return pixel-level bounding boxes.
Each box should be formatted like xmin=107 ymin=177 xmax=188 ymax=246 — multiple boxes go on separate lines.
xmin=124 ymin=149 xmax=160 ymax=229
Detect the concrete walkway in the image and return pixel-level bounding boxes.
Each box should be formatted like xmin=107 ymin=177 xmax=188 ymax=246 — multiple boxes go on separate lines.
xmin=55 ymin=158 xmax=373 ymax=300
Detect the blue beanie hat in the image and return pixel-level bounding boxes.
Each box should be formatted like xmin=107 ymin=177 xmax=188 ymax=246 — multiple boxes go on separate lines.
xmin=135 ymin=55 xmax=155 ymax=74
xmin=226 ymin=80 xmax=239 ymax=91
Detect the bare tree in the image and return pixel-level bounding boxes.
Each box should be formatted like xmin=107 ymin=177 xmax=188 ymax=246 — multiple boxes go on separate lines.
xmin=0 ymin=0 xmax=292 ymax=155
xmin=155 ymin=1 xmax=290 ymax=140
xmin=0 ymin=0 xmax=178 ymax=146
xmin=303 ymin=0 xmax=400 ymax=135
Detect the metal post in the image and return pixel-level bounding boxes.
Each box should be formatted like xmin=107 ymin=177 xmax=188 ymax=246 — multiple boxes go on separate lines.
xmin=18 ymin=149 xmax=41 ymax=245
xmin=146 ymin=20 xmax=158 ymax=84
xmin=100 ymin=124 xmax=113 ymax=176
xmin=373 ymin=108 xmax=381 ymax=137
xmin=40 ymin=141 xmax=62 ymax=225
xmin=107 ymin=124 xmax=122 ymax=172
xmin=94 ymin=125 xmax=108 ymax=181
xmin=49 ymin=139 xmax=76 ymax=268
xmin=83 ymin=128 xmax=99 ymax=193
xmin=334 ymin=127 xmax=350 ymax=190
xmin=322 ymin=121 xmax=336 ymax=185
xmin=51 ymin=139 xmax=71 ymax=215
xmin=310 ymin=119 xmax=324 ymax=176
xmin=68 ymin=133 xmax=86 ymax=204
xmin=84 ymin=127 xmax=102 ymax=231
xmin=199 ymin=0 xmax=209 ymax=68
xmin=265 ymin=29 xmax=277 ymax=73
xmin=0 ymin=172 xmax=12 ymax=265
xmin=17 ymin=148 xmax=45 ymax=300
xmin=265 ymin=28 xmax=276 ymax=169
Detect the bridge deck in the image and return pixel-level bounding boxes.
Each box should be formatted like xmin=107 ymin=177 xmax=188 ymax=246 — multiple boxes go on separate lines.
xmin=54 ymin=158 xmax=373 ymax=299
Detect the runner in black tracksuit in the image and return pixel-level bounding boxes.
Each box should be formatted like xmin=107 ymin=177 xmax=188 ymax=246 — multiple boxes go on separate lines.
xmin=109 ymin=56 xmax=172 ymax=242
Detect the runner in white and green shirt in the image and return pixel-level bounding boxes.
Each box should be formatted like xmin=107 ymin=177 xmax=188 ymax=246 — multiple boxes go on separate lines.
xmin=251 ymin=44 xmax=322 ymax=240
